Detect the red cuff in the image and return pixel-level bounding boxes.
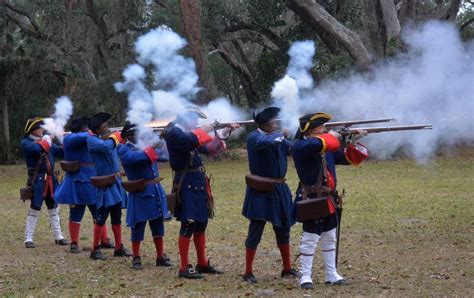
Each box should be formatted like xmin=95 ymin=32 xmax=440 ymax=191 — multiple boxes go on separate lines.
xmin=144 ymin=146 xmax=158 ymax=163
xmin=316 ymin=133 xmax=340 ymax=152
xmin=345 ymin=143 xmax=368 ymax=165
xmin=108 ymin=131 xmax=124 ymax=146
xmin=206 ymin=138 xmax=226 ymax=157
xmin=37 ymin=140 xmax=51 ymax=152
xmin=193 ymin=128 xmax=213 ymax=146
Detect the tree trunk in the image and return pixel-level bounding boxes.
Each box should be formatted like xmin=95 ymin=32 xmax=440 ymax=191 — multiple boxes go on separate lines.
xmin=215 ymin=42 xmax=260 ymax=104
xmin=380 ymin=0 xmax=401 ymax=41
xmin=356 ymin=0 xmax=386 ymax=58
xmin=398 ymin=0 xmax=416 ymax=25
xmin=440 ymin=0 xmax=461 ymax=21
xmin=179 ymin=0 xmax=215 ymax=102
xmin=285 ymin=0 xmax=372 ymax=71
xmin=0 ymin=76 xmax=11 ymax=163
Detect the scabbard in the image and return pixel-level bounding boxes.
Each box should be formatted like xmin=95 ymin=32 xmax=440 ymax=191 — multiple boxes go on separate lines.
xmin=335 ymin=207 xmax=342 ymax=268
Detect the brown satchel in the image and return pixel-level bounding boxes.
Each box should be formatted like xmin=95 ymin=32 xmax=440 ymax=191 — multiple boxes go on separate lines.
xmin=122 ymin=179 xmax=145 ymax=193
xmin=90 ymin=174 xmax=117 ymax=188
xmin=60 ymin=160 xmax=80 ymax=173
xmin=20 ymin=153 xmax=45 ymax=202
xmin=296 ymin=155 xmax=332 ymax=222
xmin=167 ymin=153 xmax=191 ymax=213
xmin=245 ymin=174 xmax=285 ymax=192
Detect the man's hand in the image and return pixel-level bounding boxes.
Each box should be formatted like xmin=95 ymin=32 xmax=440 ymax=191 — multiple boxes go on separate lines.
xmin=281 ymin=128 xmax=289 ymax=139
xmin=351 ymin=129 xmax=368 ymax=144
xmin=229 ymin=123 xmax=241 ymax=130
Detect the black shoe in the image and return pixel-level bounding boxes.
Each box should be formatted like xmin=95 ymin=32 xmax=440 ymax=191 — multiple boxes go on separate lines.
xmin=90 ymin=249 xmax=107 ymax=260
xmin=132 ymin=256 xmax=143 ymax=270
xmin=281 ymin=268 xmax=300 ymax=278
xmin=195 ymin=260 xmax=223 ymax=274
xmin=242 ymin=272 xmax=258 ymax=284
xmin=99 ymin=238 xmax=115 ymax=249
xmin=156 ymin=254 xmax=173 ymax=267
xmin=70 ymin=243 xmax=80 ymax=254
xmin=25 ymin=241 xmax=35 ymax=248
xmin=301 ymin=282 xmax=313 ymax=289
xmin=325 ymin=279 xmax=348 ymax=286
xmin=178 ymin=265 xmax=204 ymax=279
xmin=113 ymin=244 xmax=132 ymax=257
xmin=55 ymin=239 xmax=70 ymax=246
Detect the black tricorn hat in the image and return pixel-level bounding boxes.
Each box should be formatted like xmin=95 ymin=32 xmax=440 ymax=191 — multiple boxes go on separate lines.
xmin=70 ymin=117 xmax=90 ymax=133
xmin=253 ymin=107 xmax=280 ymax=125
xmin=298 ymin=112 xmax=332 ymax=133
xmin=88 ymin=112 xmax=111 ymax=132
xmin=24 ymin=117 xmax=44 ymax=135
xmin=121 ymin=121 xmax=137 ymax=139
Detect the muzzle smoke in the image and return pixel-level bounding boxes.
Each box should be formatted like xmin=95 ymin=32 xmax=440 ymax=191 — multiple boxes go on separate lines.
xmin=115 ymin=27 xmax=244 ymax=148
xmin=272 ymin=21 xmax=474 ymax=160
xmin=41 ymin=96 xmax=73 ymax=143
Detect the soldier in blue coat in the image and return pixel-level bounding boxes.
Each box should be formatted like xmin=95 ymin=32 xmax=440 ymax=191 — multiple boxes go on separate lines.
xmin=21 ymin=117 xmax=68 ymax=248
xmin=163 ymin=108 xmax=231 ymax=279
xmin=55 ymin=117 xmax=114 ymax=253
xmin=241 ymin=107 xmax=299 ymax=283
xmin=291 ymin=112 xmax=368 ymax=289
xmin=118 ymin=122 xmax=172 ymax=270
xmin=87 ymin=112 xmax=131 ymax=260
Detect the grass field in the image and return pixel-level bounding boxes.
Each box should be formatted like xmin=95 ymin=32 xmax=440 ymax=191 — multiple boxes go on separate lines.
xmin=0 ymin=152 xmax=473 ymax=296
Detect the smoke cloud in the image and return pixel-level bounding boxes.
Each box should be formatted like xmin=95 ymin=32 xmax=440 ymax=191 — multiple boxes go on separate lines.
xmin=272 ymin=21 xmax=474 ymax=160
xmin=115 ymin=27 xmax=244 ymax=148
xmin=41 ymin=96 xmax=73 ymax=143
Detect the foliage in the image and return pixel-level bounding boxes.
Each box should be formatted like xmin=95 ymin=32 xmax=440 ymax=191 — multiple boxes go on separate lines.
xmin=0 ymin=0 xmax=472 ymax=162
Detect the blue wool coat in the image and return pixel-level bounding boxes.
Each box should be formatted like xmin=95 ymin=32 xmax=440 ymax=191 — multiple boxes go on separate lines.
xmin=164 ymin=125 xmax=210 ymax=223
xmin=242 ymin=129 xmax=293 ymax=227
xmin=87 ymin=135 xmax=127 ymax=209
xmin=55 ymin=132 xmax=97 ymax=205
xmin=20 ymin=136 xmax=63 ymax=207
xmin=290 ymin=137 xmax=350 ymax=223
xmin=118 ymin=143 xmax=169 ymax=228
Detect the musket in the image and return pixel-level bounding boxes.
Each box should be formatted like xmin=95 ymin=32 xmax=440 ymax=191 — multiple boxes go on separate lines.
xmin=108 ymin=117 xmax=399 ymax=136
xmin=209 ymin=117 xmax=395 ymax=130
xmin=325 ymin=117 xmax=395 ymax=128
xmin=337 ymin=123 xmax=432 ymax=149
xmin=340 ymin=124 xmax=433 ymax=135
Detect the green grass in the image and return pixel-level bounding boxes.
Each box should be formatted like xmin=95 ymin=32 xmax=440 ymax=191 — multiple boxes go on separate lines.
xmin=0 ymin=154 xmax=473 ymax=296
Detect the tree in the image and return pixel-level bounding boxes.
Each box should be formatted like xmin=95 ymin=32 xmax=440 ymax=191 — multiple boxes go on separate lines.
xmin=285 ymin=0 xmax=373 ymax=70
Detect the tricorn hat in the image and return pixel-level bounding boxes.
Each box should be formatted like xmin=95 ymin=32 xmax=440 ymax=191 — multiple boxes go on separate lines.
xmin=70 ymin=117 xmax=90 ymax=133
xmin=88 ymin=112 xmax=111 ymax=132
xmin=24 ymin=117 xmax=44 ymax=135
xmin=253 ymin=107 xmax=280 ymax=125
xmin=298 ymin=112 xmax=332 ymax=133
xmin=121 ymin=121 xmax=137 ymax=139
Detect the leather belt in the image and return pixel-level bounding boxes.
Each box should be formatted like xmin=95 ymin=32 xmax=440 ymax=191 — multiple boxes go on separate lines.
xmin=79 ymin=162 xmax=95 ymax=167
xmin=143 ymin=178 xmax=163 ymax=185
xmin=175 ymin=166 xmax=205 ymax=175
xmin=301 ymin=183 xmax=333 ymax=197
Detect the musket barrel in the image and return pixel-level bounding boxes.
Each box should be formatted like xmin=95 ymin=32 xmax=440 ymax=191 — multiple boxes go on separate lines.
xmin=346 ymin=124 xmax=432 ymax=134
xmin=325 ymin=118 xmax=396 ymax=128
xmin=108 ymin=117 xmax=403 ymax=132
